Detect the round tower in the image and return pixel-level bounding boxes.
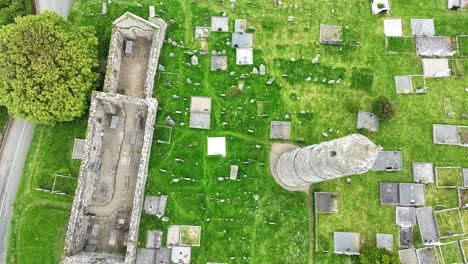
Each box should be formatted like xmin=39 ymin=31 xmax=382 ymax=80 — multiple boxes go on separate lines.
xmin=275 ymin=134 xmax=379 ymax=188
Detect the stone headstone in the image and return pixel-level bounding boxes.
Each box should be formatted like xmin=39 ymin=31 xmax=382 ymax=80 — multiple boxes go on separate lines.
xmin=252 ymin=67 xmax=259 ymax=74
xmin=259 ymin=64 xmax=266 ymax=75
xmin=165 ymin=116 xmax=175 ymax=126
xmin=288 ymin=16 xmax=294 ymax=22
xmin=191 ymin=55 xmax=199 ymax=65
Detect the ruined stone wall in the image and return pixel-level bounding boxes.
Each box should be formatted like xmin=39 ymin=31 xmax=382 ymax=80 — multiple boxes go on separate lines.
xmin=64 ymin=93 xmax=106 ymax=255
xmin=62 ymin=252 xmax=125 ymax=264
xmin=63 ymin=13 xmax=165 ymax=264
xmin=145 ymin=18 xmax=167 ymax=99
xmin=276 ymin=134 xmax=380 ymax=187
xmin=124 ymin=98 xmax=157 ymax=264
xmin=103 ymin=30 xmax=124 ymax=94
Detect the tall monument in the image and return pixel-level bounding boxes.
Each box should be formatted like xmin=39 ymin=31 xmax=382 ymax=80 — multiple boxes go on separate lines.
xmin=273 ymin=134 xmax=380 ymax=189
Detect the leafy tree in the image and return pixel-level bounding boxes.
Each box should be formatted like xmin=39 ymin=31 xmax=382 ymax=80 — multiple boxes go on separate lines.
xmin=0 ymin=11 xmax=98 ymax=125
xmin=373 ymin=96 xmax=396 ymax=120
xmin=359 ymin=244 xmax=400 ymax=264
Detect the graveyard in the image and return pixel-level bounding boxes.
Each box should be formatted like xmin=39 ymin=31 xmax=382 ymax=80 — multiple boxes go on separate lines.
xmin=5 ymin=0 xmax=468 ymax=263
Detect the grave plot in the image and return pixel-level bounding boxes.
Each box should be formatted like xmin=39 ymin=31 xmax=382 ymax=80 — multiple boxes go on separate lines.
xmin=411 ymin=19 xmax=435 ymax=37
xmin=395 ymin=75 xmax=427 ymax=94
xmin=434 ymin=208 xmax=463 ymax=238
xmin=459 ymin=188 xmax=468 ymax=208
xmin=461 ymin=239 xmax=468 ymax=262
xmin=415 ymin=247 xmax=438 ymax=264
xmin=422 ymin=59 xmax=451 ymax=78
xmin=457 ymin=35 xmax=468 ymax=57
xmin=275 ymin=58 xmax=346 ymax=86
xmin=440 ymin=241 xmax=464 ymax=264
xmin=462 ymin=210 xmax=468 ymax=231
xmin=433 ymin=124 xmax=467 ymax=146
xmin=450 ymin=59 xmax=466 ymax=78
xmin=385 ymin=37 xmax=414 ymax=54
xmin=383 ymin=19 xmax=402 ymax=37
xmin=415 ymin=36 xmax=455 ymax=57
xmin=398 ymin=248 xmax=417 ymax=264
xmin=157 ymin=72 xmax=180 ymax=87
xmin=370 ymin=0 xmax=391 ymax=14
xmin=436 ymin=167 xmax=463 ymax=188
xmin=315 ymin=192 xmax=339 ymax=213
xmin=376 ymin=233 xmax=393 ymax=251
xmin=180 ymin=225 xmax=201 ymax=247
xmin=412 ymin=162 xmax=434 ymax=184
xmin=256 ymin=101 xmax=273 ymax=117
xmin=154 ymin=125 xmax=173 ymax=144
xmin=51 ymin=174 xmax=77 ymax=196
xmin=351 ymin=68 xmax=374 ymax=90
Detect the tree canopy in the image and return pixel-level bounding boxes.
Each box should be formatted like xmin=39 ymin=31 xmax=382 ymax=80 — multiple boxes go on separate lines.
xmin=0 ymin=11 xmax=98 ymax=125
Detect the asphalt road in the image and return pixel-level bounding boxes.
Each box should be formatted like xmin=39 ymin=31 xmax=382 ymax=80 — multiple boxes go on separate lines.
xmin=0 ymin=119 xmax=35 ymax=263
xmin=36 ymin=0 xmax=73 ymax=19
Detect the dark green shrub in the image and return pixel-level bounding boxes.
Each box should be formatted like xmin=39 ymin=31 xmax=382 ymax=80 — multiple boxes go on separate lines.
xmin=373 ymin=96 xmax=396 ymax=120
xmin=359 ymin=244 xmax=400 ymax=264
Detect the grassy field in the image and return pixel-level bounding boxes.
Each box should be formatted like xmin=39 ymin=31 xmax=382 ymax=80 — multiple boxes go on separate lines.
xmin=6 ymin=120 xmax=87 ymax=264
xmin=6 ymin=0 xmax=468 ymax=263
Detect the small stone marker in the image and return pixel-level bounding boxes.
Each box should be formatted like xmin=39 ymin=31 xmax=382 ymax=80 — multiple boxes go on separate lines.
xmin=259 ymin=64 xmax=266 ymax=75
xmin=191 ymin=55 xmax=199 ymax=65
xmin=100 ymin=3 xmax=107 ymax=16
xmin=230 ymin=165 xmax=238 ymax=180
xmin=287 ymin=16 xmax=294 ymax=22
xmin=149 ymin=6 xmax=155 ymax=18
xmin=267 ymin=78 xmax=275 ymax=85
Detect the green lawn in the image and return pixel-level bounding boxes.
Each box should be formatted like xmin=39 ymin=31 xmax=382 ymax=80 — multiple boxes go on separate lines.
xmin=7 ymin=0 xmax=468 ymax=263
xmin=458 ymin=35 xmax=468 ymax=57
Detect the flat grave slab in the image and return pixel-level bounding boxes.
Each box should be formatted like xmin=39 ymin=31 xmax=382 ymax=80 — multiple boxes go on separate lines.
xmin=333 ymin=232 xmax=361 ymax=255
xmin=211 ymin=16 xmax=229 ymax=32
xmin=315 ymin=192 xmax=339 ymax=213
xmin=433 ymin=124 xmax=460 ymax=145
xmin=415 ymin=207 xmax=440 ymax=245
xmin=232 ymin=32 xmax=253 ymax=48
xmin=398 ymin=227 xmax=413 ymax=249
xmin=320 ymin=24 xmax=343 ymax=45
xmin=207 ymin=137 xmax=226 ymax=156
xmin=395 ymin=75 xmax=412 ymax=94
xmin=422 ymin=59 xmax=450 ymax=78
xmin=72 ymin=139 xmax=86 ymax=160
xmin=270 ymin=121 xmax=292 ymax=139
xmin=371 ymin=0 xmax=391 ymax=14
xmin=171 ymin=246 xmax=191 ymax=264
xmin=411 ymin=19 xmax=435 ymax=37
xmin=412 ymin=162 xmax=434 ymax=184
xmin=399 ymin=248 xmax=417 ymax=264
xmin=396 ymin=207 xmax=416 ymax=227
xmin=155 ymin=248 xmax=171 ymax=264
xmin=415 ymin=36 xmax=455 ymax=57
xmin=399 ymin=183 xmax=425 ymax=206
xmin=356 ymin=111 xmax=379 ymax=132
xmin=376 ymin=233 xmax=393 ymax=251
xmin=211 ymin=55 xmax=228 ymax=71
xmin=380 ymin=183 xmax=400 ymax=205
xmin=136 ymin=248 xmax=155 ymax=264
xmin=194 ymin=26 xmax=210 ymax=40
xmin=372 ymin=151 xmax=403 ymax=171
xmin=384 ymin=19 xmax=402 ymax=36
xmin=236 ymin=48 xmax=253 ymax=65
xmin=416 ymin=247 xmax=438 ymax=264
xmin=189 ymin=96 xmax=212 ymax=130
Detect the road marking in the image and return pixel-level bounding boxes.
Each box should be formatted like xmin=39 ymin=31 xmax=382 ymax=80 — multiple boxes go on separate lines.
xmin=0 ymin=120 xmax=28 ymax=217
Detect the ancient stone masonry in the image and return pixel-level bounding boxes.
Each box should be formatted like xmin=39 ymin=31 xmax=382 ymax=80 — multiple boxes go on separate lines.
xmin=273 ymin=134 xmax=380 ymax=188
xmin=62 ymin=12 xmax=166 ymax=264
